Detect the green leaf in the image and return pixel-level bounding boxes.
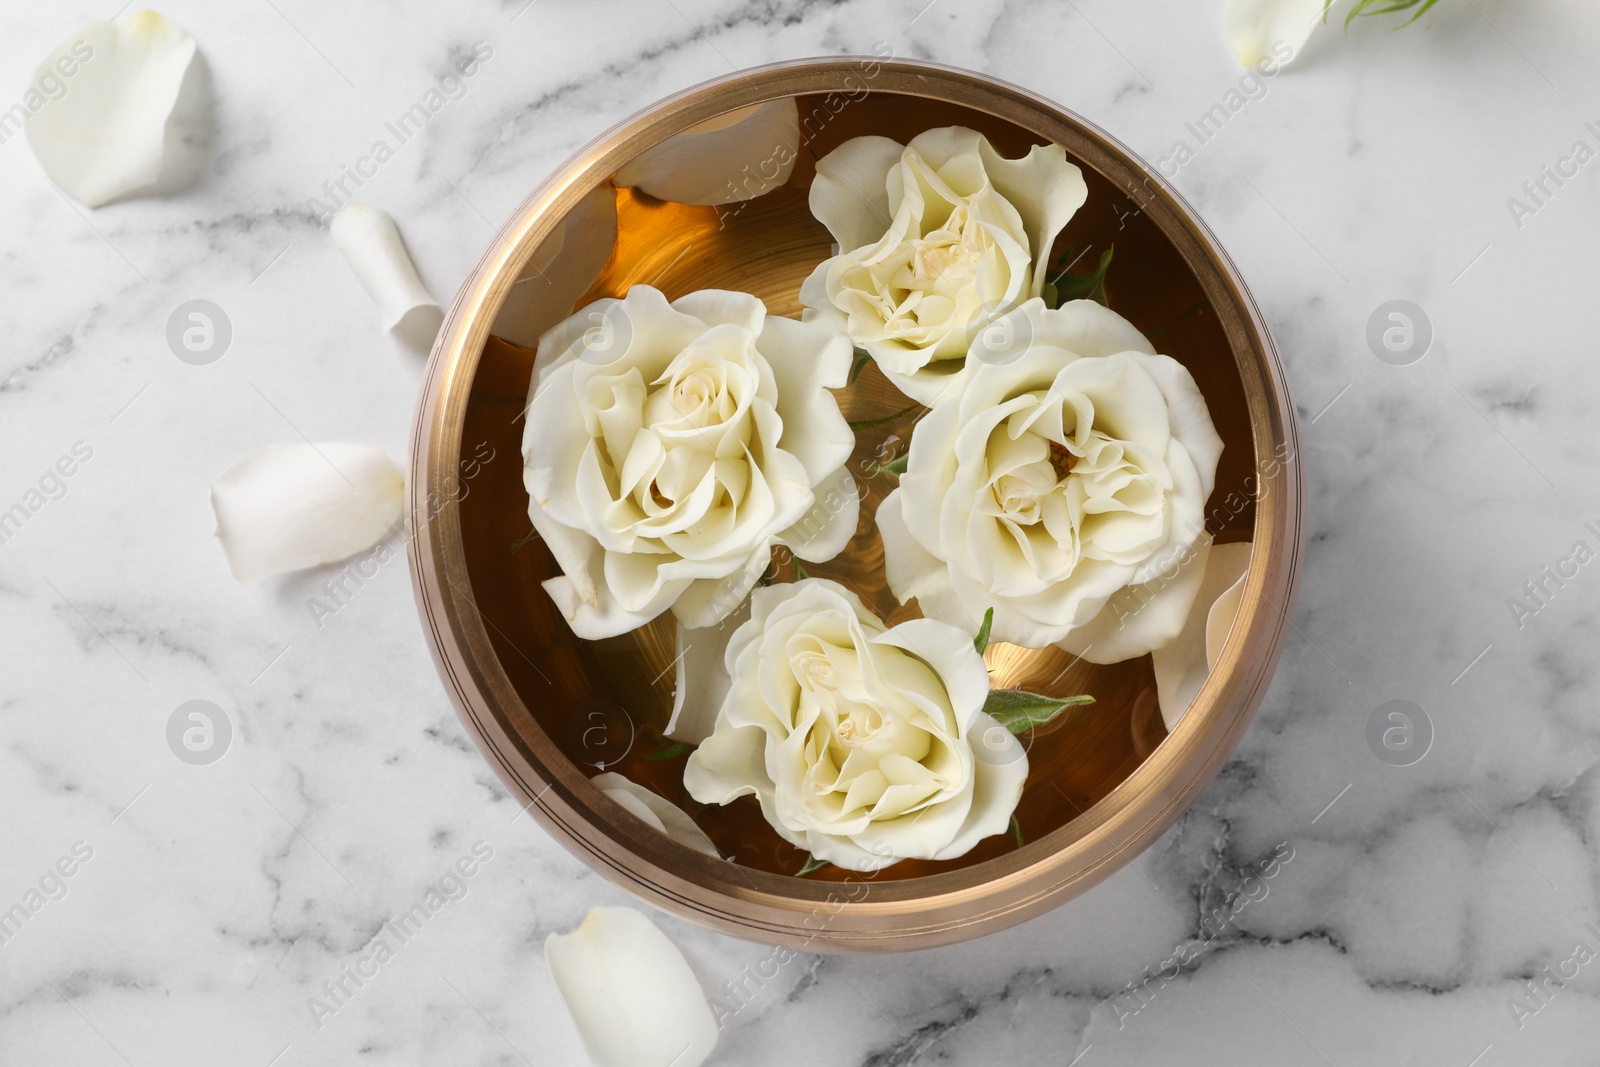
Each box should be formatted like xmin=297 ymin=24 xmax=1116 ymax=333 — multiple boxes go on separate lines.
xmin=1009 ymin=814 xmax=1025 ymax=849
xmin=510 ymin=527 xmax=543 ymax=554
xmin=795 ymin=855 xmax=830 ymax=877
xmin=848 ymin=350 xmax=871 ymax=385
xmin=983 ymin=689 xmax=1096 ymax=734
xmin=644 ymin=742 xmax=690 ymax=761
xmin=792 ymin=561 xmax=809 ymax=580
xmin=1341 ymin=0 xmax=1438 ymax=29
xmin=1049 ymin=246 xmax=1114 ymax=307
xmin=973 ymin=607 xmax=994 ymax=656
xmin=867 ymin=454 xmax=909 ymax=477
xmin=848 ymin=404 xmax=918 ymax=433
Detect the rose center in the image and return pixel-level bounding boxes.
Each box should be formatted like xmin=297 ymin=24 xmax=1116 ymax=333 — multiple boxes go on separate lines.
xmin=794 ymin=650 xmax=837 ymax=691
xmin=831 ymin=703 xmax=884 ymax=749
xmin=1048 ymin=440 xmax=1077 ymax=480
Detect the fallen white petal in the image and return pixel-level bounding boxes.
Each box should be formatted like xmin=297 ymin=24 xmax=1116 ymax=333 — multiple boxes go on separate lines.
xmin=1223 ymin=0 xmax=1324 ymax=68
xmin=614 ymin=98 xmax=799 ymax=205
xmin=545 ymin=906 xmax=718 ymax=1067
xmin=26 ymin=11 xmax=198 ymax=207
xmin=330 ymin=203 xmax=438 ymax=332
xmin=666 ymin=596 xmax=751 ymax=745
xmin=590 ymin=772 xmax=718 ymax=857
xmin=210 ymin=443 xmax=404 ymax=584
xmin=1150 ymin=542 xmax=1253 ymax=731
xmin=492 ymin=185 xmax=617 ymax=347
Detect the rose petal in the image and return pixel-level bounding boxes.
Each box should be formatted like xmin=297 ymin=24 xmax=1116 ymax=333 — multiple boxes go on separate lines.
xmin=933 ymin=711 xmax=1028 ymax=861
xmin=590 ymin=772 xmax=719 ymax=857
xmin=1205 ymin=550 xmax=1251 ymax=665
xmin=544 ymin=906 xmax=718 ymax=1067
xmin=878 ymin=487 xmax=979 ymax=631
xmin=759 ymin=315 xmax=855 ymax=482
xmin=666 ymin=596 xmax=752 ymax=745
xmin=543 ymin=571 xmax=684 ymax=640
xmin=807 ymin=134 xmax=905 ymax=250
xmin=1149 ymin=541 xmax=1252 ymax=731
xmin=670 ymin=546 xmax=771 ymax=631
xmin=1058 ymin=533 xmax=1215 ymax=665
xmin=25 ymin=11 xmax=198 ymax=207
xmin=330 ymin=203 xmax=438 ymax=333
xmin=1224 ymin=0 xmax=1323 ymax=68
xmin=781 ymin=467 xmax=859 ymax=563
xmin=492 ymin=185 xmax=617 ymax=347
xmin=873 ymin=617 xmax=993 ymax=736
xmin=1137 ymin=351 xmax=1224 ymax=507
xmin=614 ymin=98 xmax=799 ymax=206
xmin=210 ymin=443 xmax=403 ymax=585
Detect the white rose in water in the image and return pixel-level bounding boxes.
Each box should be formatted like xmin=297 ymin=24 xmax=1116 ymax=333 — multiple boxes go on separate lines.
xmin=522 ymin=285 xmax=859 ymax=639
xmin=878 ymin=298 xmax=1224 ymax=664
xmin=683 ymin=578 xmax=1026 ymax=871
xmin=800 ymin=126 xmax=1087 ymax=405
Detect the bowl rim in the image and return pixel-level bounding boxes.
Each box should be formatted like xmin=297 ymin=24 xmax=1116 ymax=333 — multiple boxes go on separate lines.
xmin=408 ymin=55 xmax=1305 ymax=951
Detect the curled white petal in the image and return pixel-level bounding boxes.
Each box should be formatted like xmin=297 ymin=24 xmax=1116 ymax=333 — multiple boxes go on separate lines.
xmin=590 ymin=772 xmax=718 ymax=857
xmin=545 ymin=906 xmax=718 ymax=1067
xmin=330 ymin=203 xmax=438 ymax=332
xmin=25 ymin=11 xmax=198 ymax=207
xmin=210 ymin=443 xmax=403 ymax=584
xmin=1150 ymin=542 xmax=1253 ymax=731
xmin=667 ymin=595 xmax=751 ymax=745
xmin=1223 ymin=0 xmax=1323 ymax=68
xmin=492 ymin=185 xmax=617 ymax=347
xmin=614 ymin=98 xmax=799 ymax=205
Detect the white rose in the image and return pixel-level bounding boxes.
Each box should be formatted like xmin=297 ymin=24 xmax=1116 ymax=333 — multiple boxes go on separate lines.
xmin=800 ymin=126 xmax=1087 ymax=405
xmin=878 ymin=298 xmax=1224 ymax=663
xmin=522 ymin=285 xmax=859 ymax=639
xmin=683 ymin=578 xmax=1026 ymax=872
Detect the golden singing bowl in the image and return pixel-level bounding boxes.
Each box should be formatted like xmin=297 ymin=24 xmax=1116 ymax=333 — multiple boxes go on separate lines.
xmin=408 ymin=57 xmax=1304 ymax=951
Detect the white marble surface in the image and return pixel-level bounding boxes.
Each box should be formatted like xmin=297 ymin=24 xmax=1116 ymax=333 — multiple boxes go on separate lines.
xmin=4 ymin=0 xmax=1600 ymax=1064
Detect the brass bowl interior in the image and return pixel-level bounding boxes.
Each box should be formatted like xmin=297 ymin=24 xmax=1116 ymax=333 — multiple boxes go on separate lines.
xmin=458 ymin=92 xmax=1257 ymax=882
